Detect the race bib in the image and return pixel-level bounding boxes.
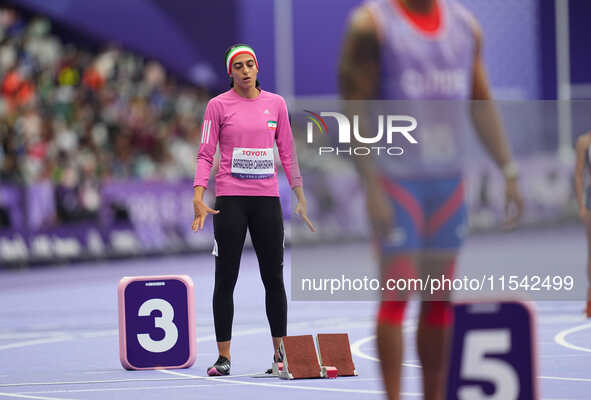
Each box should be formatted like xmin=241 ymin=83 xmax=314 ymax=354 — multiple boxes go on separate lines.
xmin=231 ymin=148 xmax=275 ymax=179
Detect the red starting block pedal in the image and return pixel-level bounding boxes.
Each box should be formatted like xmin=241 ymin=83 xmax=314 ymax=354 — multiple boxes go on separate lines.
xmin=271 ymin=361 xmax=283 ymax=375
xmin=321 ymin=366 xmax=338 ymax=378
xmin=279 ymin=335 xmax=322 ymax=379
xmin=316 ymin=333 xmax=358 ymax=376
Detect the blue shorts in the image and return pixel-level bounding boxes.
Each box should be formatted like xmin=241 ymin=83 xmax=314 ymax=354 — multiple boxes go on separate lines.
xmin=378 ymin=175 xmax=467 ymax=253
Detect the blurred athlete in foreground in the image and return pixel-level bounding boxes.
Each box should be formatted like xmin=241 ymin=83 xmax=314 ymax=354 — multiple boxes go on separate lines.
xmin=339 ymin=0 xmax=523 ymax=398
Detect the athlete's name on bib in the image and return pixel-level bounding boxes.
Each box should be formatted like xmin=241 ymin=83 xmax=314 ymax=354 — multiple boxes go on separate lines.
xmin=232 ymin=159 xmax=274 ymax=170
xmin=231 ymin=147 xmax=275 ymax=179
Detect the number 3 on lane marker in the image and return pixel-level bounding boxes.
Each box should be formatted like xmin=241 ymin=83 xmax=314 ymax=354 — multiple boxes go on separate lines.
xmin=137 ymin=298 xmax=179 ymax=353
xmin=118 ymin=275 xmax=196 ymax=370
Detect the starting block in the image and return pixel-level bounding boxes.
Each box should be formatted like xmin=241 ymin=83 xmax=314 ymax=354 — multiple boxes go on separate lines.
xmin=445 ymin=301 xmax=537 ymax=400
xmin=279 ymin=335 xmax=323 ymax=379
xmin=117 ymin=275 xmax=196 ymax=370
xmin=279 ymin=333 xmax=357 ymax=379
xmin=316 ymin=333 xmax=358 ymax=376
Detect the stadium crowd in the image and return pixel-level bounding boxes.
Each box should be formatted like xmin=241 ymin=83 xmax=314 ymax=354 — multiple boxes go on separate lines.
xmin=0 ymin=7 xmax=211 ymax=189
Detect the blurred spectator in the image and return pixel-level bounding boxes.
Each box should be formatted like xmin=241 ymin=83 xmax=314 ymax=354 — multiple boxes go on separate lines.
xmin=0 ymin=7 xmax=210 ymax=188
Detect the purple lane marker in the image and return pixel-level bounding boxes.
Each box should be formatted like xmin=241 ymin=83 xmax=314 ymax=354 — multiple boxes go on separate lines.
xmin=118 ymin=275 xmax=196 ymax=370
xmin=446 ymin=302 xmax=537 ymax=400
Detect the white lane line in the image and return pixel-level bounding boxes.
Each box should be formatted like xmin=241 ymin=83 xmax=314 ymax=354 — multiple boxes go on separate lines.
xmin=539 ymin=354 xmax=591 ymax=358
xmin=0 ymin=317 xmax=372 ymax=353
xmin=0 ymin=378 xmax=192 ymax=388
xmin=538 ymin=315 xmax=586 ymax=324
xmin=0 ymin=375 xmax=257 ymax=388
xmin=0 ymin=329 xmax=116 ymax=341
xmin=17 ymin=383 xmax=240 ymax=395
xmin=0 ymin=319 xmax=347 ymax=388
xmin=0 ymin=332 xmax=68 ymax=340
xmin=79 ymin=372 xmax=117 ymax=375
xmin=354 ymin=330 xmax=591 ymax=384
xmin=350 ymin=335 xmax=379 ymax=363
xmin=0 ymin=392 xmax=77 ymax=400
xmin=197 ymin=327 xmax=268 ymax=343
xmin=196 ymin=319 xmax=374 ymax=343
xmin=1 ymin=317 xmax=378 ymax=391
xmin=554 ymin=322 xmax=591 ymax=353
xmin=79 ymin=330 xmax=117 ymax=339
xmin=354 ymin=320 xmax=591 ymax=390
xmin=350 ymin=325 xmax=421 ymax=369
xmin=0 ymin=337 xmax=73 ymax=351
xmin=350 ymin=335 xmax=421 ymax=369
xmin=159 ymin=369 xmax=402 ymax=395
xmin=538 ymin=376 xmax=591 ymax=383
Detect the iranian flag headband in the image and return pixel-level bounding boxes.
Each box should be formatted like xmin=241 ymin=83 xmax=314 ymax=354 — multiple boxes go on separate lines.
xmin=226 ymin=45 xmax=259 ymax=75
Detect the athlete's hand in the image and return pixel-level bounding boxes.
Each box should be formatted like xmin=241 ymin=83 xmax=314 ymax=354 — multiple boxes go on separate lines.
xmin=366 ymin=185 xmax=393 ymax=238
xmin=503 ymin=178 xmax=523 ymax=229
xmin=295 ymin=200 xmax=316 ymax=232
xmin=192 ymin=198 xmax=219 ymax=232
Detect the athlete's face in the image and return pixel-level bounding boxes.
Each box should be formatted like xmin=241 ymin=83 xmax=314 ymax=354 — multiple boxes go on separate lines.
xmin=230 ymin=53 xmax=258 ymax=90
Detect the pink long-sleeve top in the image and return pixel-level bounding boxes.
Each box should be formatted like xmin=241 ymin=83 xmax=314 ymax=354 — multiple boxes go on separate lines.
xmin=193 ymin=89 xmax=302 ymax=197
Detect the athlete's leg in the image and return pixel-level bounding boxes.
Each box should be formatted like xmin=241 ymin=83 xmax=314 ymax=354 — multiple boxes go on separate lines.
xmin=376 ymin=322 xmax=403 ymax=400
xmin=377 ymin=253 xmax=418 ymax=400
xmin=247 ymin=196 xmax=286 ymax=358
xmin=376 ymin=176 xmax=424 ymax=400
xmin=212 ymin=196 xmax=248 ymax=357
xmin=417 ymin=252 xmax=456 ymax=400
xmin=418 ymin=176 xmax=466 ymax=399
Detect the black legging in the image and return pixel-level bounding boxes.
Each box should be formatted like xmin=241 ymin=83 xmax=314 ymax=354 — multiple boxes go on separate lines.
xmin=212 ymin=196 xmax=287 ymax=342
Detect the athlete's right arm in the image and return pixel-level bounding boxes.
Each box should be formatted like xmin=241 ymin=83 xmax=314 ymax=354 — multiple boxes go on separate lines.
xmin=339 ymin=6 xmax=392 ymax=236
xmin=192 ymin=100 xmax=221 ymax=232
xmin=339 ymin=5 xmax=381 ymax=180
xmin=575 ymin=133 xmax=590 ymax=222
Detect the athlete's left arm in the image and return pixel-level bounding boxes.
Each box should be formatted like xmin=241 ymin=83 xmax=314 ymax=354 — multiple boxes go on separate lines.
xmin=469 ymin=20 xmax=523 ymax=226
xmin=276 ymin=99 xmax=316 ymax=232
